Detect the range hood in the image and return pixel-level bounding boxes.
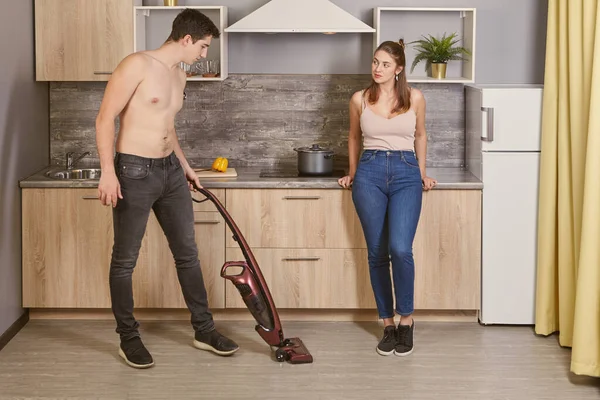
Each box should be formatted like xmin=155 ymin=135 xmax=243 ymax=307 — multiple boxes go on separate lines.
xmin=224 ymin=0 xmax=375 ymax=33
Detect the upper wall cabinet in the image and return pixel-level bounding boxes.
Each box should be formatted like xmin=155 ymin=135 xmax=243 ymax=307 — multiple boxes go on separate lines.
xmin=134 ymin=6 xmax=228 ymax=81
xmin=374 ymin=7 xmax=476 ymax=83
xmin=35 ymin=0 xmax=141 ymax=81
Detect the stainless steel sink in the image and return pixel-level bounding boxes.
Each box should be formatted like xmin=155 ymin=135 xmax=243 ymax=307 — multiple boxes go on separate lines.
xmin=46 ymin=168 xmax=102 ymax=180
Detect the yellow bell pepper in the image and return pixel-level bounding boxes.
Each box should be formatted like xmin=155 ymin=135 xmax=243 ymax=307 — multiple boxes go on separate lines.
xmin=211 ymin=157 xmax=228 ymax=172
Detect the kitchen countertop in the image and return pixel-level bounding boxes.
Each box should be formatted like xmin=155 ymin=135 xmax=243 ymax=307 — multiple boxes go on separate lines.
xmin=19 ymin=165 xmax=483 ymax=189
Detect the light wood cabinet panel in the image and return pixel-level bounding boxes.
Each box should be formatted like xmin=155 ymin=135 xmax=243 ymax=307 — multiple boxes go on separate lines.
xmin=225 ymin=248 xmax=375 ymax=309
xmin=413 ymin=190 xmax=481 ymax=310
xmin=22 ymin=188 xmax=226 ymax=309
xmin=22 ymin=188 xmax=113 ymax=307
xmin=35 ymin=0 xmax=137 ymax=81
xmin=225 ymin=189 xmax=366 ymax=249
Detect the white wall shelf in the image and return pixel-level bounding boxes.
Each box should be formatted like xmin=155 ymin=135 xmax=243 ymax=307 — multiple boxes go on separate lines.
xmin=134 ymin=6 xmax=228 ymax=81
xmin=373 ymin=7 xmax=476 ymax=83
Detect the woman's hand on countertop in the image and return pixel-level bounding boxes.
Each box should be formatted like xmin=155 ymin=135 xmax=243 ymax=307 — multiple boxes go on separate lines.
xmin=338 ymin=175 xmax=354 ymax=189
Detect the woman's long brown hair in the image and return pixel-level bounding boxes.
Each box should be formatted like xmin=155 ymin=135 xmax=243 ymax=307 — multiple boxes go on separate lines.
xmin=365 ymin=39 xmax=411 ymax=115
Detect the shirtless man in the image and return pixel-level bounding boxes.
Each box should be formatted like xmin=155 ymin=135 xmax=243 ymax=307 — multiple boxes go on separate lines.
xmin=95 ymin=9 xmax=238 ymax=369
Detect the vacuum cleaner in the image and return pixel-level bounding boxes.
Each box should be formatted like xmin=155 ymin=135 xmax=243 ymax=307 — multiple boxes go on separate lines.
xmin=191 ymin=186 xmax=313 ymax=364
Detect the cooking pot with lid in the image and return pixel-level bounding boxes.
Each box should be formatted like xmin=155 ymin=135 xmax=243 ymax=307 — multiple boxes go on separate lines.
xmin=293 ymin=144 xmax=335 ymax=176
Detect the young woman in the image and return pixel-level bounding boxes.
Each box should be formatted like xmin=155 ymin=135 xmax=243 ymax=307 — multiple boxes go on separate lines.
xmin=338 ymin=39 xmax=437 ymax=357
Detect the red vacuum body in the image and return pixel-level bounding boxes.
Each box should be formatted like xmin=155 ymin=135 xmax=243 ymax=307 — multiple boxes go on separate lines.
xmin=192 ymin=186 xmax=313 ymax=364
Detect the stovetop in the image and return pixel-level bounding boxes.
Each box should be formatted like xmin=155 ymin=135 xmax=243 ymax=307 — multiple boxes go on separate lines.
xmin=259 ymin=169 xmax=346 ymax=179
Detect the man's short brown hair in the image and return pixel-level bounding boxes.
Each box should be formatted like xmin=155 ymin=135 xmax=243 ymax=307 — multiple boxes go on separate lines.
xmin=167 ymin=8 xmax=220 ymax=42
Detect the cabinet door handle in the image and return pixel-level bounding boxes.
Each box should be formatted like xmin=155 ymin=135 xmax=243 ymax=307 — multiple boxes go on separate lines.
xmin=93 ymin=71 xmax=112 ymax=75
xmin=282 ymin=196 xmax=321 ymax=200
xmin=282 ymin=257 xmax=320 ymax=261
xmin=194 ymin=220 xmax=220 ymax=224
xmin=81 ymin=195 xmax=98 ymax=200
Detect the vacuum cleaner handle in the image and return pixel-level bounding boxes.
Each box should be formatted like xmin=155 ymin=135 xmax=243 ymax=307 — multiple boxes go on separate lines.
xmin=192 ymin=184 xmax=213 ymax=201
xmin=190 ymin=183 xmax=285 ymax=343
xmin=191 ymin=183 xmax=313 ymax=363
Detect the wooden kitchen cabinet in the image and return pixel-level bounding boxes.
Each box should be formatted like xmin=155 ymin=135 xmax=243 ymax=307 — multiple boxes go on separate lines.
xmin=34 ymin=0 xmax=140 ymax=81
xmin=413 ymin=190 xmax=481 ymax=310
xmin=224 ymin=188 xmax=481 ymax=311
xmin=22 ymin=188 xmax=113 ymax=307
xmin=21 ymin=188 xmax=226 ymax=308
xmin=21 ymin=186 xmax=480 ymax=312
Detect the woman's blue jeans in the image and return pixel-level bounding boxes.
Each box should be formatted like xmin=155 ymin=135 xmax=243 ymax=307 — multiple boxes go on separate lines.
xmin=351 ymin=150 xmax=423 ymax=318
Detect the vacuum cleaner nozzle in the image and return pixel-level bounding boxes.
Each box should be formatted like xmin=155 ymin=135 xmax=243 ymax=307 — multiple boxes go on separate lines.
xmin=275 ymin=337 xmax=313 ymax=364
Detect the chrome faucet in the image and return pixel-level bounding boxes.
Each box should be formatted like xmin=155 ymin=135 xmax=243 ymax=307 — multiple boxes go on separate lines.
xmin=66 ymin=151 xmax=91 ymax=169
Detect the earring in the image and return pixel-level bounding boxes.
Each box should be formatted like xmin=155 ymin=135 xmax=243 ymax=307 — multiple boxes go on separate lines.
xmin=395 ymin=74 xmax=399 ymax=81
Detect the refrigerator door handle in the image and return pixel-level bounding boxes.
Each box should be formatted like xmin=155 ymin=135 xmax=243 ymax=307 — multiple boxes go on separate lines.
xmin=481 ymin=107 xmax=495 ymax=142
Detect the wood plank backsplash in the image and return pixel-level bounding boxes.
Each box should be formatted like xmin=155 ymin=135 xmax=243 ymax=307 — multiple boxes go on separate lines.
xmin=49 ymin=75 xmax=465 ymax=168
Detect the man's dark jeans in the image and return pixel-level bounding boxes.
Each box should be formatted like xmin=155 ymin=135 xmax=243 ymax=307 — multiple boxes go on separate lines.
xmin=109 ymin=151 xmax=214 ymax=341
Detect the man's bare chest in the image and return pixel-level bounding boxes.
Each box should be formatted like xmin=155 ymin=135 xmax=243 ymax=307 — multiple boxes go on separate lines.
xmin=138 ymin=74 xmax=184 ymax=113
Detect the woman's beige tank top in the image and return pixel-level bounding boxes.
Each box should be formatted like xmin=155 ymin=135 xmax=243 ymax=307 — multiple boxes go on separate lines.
xmin=359 ymin=91 xmax=416 ymax=151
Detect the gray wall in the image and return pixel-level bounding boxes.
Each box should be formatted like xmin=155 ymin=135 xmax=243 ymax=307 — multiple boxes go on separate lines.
xmin=0 ymin=1 xmax=49 ymax=336
xmin=144 ymin=0 xmax=548 ymax=83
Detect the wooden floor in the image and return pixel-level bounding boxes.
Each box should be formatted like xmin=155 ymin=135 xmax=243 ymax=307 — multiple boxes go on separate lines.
xmin=0 ymin=320 xmax=598 ymax=399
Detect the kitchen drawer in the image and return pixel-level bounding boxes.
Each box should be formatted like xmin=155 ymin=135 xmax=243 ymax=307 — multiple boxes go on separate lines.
xmin=224 ymin=248 xmax=375 ymax=309
xmin=225 ymin=189 xmax=366 ymax=249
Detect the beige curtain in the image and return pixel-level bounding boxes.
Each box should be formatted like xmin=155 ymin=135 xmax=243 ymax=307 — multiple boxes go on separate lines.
xmin=535 ymin=0 xmax=600 ymax=377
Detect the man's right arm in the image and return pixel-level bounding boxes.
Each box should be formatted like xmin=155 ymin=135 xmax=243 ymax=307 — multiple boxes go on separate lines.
xmin=95 ymin=53 xmax=146 ymax=206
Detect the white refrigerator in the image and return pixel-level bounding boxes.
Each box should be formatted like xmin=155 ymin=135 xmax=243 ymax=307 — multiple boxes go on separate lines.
xmin=465 ymin=84 xmax=544 ymax=325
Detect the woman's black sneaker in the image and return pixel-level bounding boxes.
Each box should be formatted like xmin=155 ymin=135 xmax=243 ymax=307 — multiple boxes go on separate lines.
xmin=193 ymin=329 xmax=239 ymax=356
xmin=376 ymin=325 xmax=397 ymax=356
xmin=394 ymin=321 xmax=415 ymax=356
xmin=118 ymin=336 xmax=154 ymax=368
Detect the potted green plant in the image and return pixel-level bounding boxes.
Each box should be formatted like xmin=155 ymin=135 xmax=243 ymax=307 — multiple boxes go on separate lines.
xmin=408 ymin=32 xmax=471 ymax=79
